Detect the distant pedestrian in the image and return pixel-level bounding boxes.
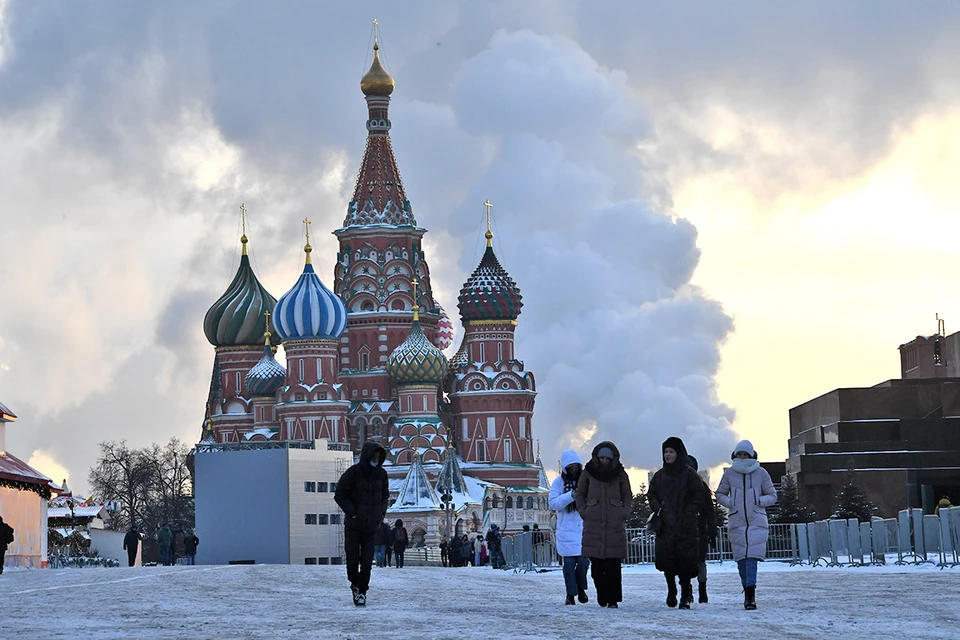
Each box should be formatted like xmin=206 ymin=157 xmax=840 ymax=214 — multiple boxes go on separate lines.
xmin=715 ymin=439 xmax=777 ymax=610
xmin=374 ymin=520 xmax=391 ymax=567
xmin=334 ymin=440 xmax=389 ymax=607
xmin=183 ymin=531 xmax=199 ymax=565
xmin=450 ymin=533 xmax=463 ymax=567
xmin=0 ymin=516 xmax=14 ymax=574
xmin=157 ymin=524 xmax=173 ymax=566
xmin=575 ymin=441 xmax=632 ymax=609
xmin=550 ymin=449 xmax=590 ymax=606
xmin=122 ymin=525 xmax=142 ymax=567
xmin=392 ymin=519 xmax=409 ymax=568
xmin=473 ymin=534 xmax=484 ymax=567
xmin=648 ymin=437 xmax=708 ymax=610
xmin=486 ymin=524 xmax=504 ymax=569
xmin=460 ymin=534 xmax=471 ymax=566
xmin=936 ymin=496 xmax=953 ymax=516
xmin=439 ymin=536 xmax=448 ymax=567
xmin=687 ymin=455 xmax=717 ymax=603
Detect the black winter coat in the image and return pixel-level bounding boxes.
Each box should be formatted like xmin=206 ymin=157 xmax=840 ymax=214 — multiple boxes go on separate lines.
xmin=183 ymin=534 xmax=199 ymax=555
xmin=374 ymin=521 xmax=391 ymax=546
xmin=647 ymin=443 xmax=708 ymax=580
xmin=695 ymin=478 xmax=716 ymax=564
xmin=122 ymin=530 xmax=140 ymax=552
xmin=335 ymin=441 xmax=389 ymax=534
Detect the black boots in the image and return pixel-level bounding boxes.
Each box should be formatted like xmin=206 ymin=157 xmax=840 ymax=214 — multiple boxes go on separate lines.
xmin=665 ymin=575 xmax=678 ymax=608
xmin=679 ymin=581 xmax=693 ymax=609
xmin=565 ymin=595 xmax=576 ymax=605
xmin=578 ymin=587 xmax=589 ymax=604
xmin=698 ymin=581 xmax=708 ymax=604
xmin=744 ymin=586 xmax=757 ymax=610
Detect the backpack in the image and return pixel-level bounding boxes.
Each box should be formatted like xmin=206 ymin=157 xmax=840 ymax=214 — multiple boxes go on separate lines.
xmin=394 ymin=527 xmax=407 ymax=545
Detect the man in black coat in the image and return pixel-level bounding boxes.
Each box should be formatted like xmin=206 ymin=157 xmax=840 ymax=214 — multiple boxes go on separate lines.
xmin=334 ymin=440 xmax=388 ymax=607
xmin=183 ymin=531 xmax=200 ymax=566
xmin=450 ymin=532 xmax=462 ymax=567
xmin=687 ymin=455 xmax=717 ymax=603
xmin=0 ymin=516 xmax=14 ymax=573
xmin=122 ymin=525 xmax=141 ymax=567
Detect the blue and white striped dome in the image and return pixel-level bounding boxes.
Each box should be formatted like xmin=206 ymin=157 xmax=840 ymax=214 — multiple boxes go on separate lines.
xmin=274 ymin=251 xmax=348 ymax=341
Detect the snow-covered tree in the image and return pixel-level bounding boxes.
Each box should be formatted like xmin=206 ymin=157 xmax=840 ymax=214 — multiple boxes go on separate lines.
xmin=771 ymin=475 xmax=816 ymax=523
xmin=832 ymin=474 xmax=877 ymax=522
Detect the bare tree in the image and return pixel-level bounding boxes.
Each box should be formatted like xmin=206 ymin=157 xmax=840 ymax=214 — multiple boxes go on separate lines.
xmin=142 ymin=438 xmax=195 ymax=534
xmin=88 ymin=441 xmax=152 ymax=531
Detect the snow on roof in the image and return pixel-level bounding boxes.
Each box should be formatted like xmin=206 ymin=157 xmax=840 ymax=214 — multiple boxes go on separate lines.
xmin=0 ymin=399 xmax=17 ymax=422
xmin=48 ymin=506 xmax=108 ymax=519
xmin=244 ymin=427 xmax=279 ymax=440
xmin=389 ymin=456 xmax=441 ymax=512
xmin=0 ymin=451 xmax=51 ymax=485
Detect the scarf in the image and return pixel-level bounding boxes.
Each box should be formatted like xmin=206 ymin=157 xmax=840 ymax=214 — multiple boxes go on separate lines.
xmin=731 ymin=458 xmax=760 ymax=474
xmin=561 ymin=468 xmax=580 ymax=513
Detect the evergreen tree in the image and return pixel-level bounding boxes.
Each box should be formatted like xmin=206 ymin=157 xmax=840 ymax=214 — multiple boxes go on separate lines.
xmin=771 ymin=475 xmax=816 ymax=523
xmin=625 ymin=483 xmax=652 ymax=528
xmin=832 ymin=474 xmax=877 ymax=522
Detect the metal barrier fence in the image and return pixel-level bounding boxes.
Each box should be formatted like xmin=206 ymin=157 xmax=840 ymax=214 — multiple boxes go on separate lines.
xmin=501 ymin=531 xmax=558 ymax=572
xmin=624 ymin=507 xmax=960 ymax=568
xmin=416 ymin=508 xmax=960 ymax=570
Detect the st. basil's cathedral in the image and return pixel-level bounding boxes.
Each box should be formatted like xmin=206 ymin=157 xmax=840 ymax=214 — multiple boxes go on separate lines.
xmin=198 ymin=43 xmax=550 ymax=543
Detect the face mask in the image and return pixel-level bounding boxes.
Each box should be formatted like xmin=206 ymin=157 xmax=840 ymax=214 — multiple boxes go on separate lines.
xmin=370 ymin=460 xmax=379 ymax=467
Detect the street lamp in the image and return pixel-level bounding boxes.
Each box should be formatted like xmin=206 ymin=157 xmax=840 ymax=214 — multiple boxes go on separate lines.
xmin=440 ymin=491 xmax=452 ymax=541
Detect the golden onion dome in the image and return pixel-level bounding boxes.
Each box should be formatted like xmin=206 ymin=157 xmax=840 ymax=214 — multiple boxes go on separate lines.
xmin=360 ymin=43 xmax=395 ymax=97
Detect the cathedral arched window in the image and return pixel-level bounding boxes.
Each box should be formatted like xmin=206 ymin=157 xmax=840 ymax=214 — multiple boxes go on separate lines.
xmin=492 ymin=495 xmax=500 ymax=509
xmin=527 ymin=497 xmax=534 ymax=510
xmin=505 ymin=496 xmax=513 ymax=508
xmin=484 ymin=497 xmax=491 ymax=510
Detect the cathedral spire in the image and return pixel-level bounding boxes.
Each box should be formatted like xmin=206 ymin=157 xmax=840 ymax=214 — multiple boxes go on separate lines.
xmin=343 ymin=36 xmax=416 ymax=228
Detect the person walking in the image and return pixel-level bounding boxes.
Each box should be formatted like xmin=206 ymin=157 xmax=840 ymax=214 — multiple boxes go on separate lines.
xmin=450 ymin=532 xmax=462 ymax=567
xmin=687 ymin=455 xmax=717 ymax=603
xmin=122 ymin=525 xmax=141 ymax=567
xmin=439 ymin=536 xmax=448 ymax=567
xmin=648 ymin=437 xmax=708 ymax=610
xmin=0 ymin=516 xmax=14 ymax=573
xmin=715 ymin=439 xmax=777 ymax=610
xmin=392 ymin=519 xmax=409 ymax=568
xmin=486 ymin=524 xmax=504 ymax=569
xmin=334 ymin=440 xmax=389 ymax=607
xmin=374 ymin=520 xmax=391 ymax=568
xmin=460 ymin=534 xmax=472 ymax=566
xmin=157 ymin=524 xmax=173 ymax=566
xmin=575 ymin=441 xmax=632 ymax=609
xmin=183 ymin=531 xmax=199 ymax=565
xmin=473 ymin=534 xmax=484 ymax=567
xmin=550 ymin=449 xmax=590 ymax=606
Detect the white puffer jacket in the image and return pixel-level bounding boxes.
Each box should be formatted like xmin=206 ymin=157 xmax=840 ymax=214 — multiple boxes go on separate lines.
xmin=549 ymin=449 xmax=584 ymax=557
xmin=716 ymin=460 xmax=777 ymax=561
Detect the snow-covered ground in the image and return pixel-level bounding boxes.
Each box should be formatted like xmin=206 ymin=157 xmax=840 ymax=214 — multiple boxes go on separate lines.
xmin=2 ymin=562 xmax=958 ymax=639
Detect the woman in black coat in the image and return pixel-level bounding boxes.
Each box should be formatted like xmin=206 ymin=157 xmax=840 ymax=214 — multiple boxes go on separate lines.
xmin=647 ymin=437 xmax=708 ymax=609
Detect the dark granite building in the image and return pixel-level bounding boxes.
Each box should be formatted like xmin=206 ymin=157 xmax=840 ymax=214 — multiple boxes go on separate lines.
xmin=787 ymin=376 xmax=960 ymax=518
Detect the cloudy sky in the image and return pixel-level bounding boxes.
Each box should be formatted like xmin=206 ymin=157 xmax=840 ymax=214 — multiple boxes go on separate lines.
xmin=3 ymin=1 xmax=960 ymax=495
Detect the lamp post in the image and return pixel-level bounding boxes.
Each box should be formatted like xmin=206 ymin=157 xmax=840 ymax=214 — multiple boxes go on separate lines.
xmin=440 ymin=491 xmax=452 ymax=542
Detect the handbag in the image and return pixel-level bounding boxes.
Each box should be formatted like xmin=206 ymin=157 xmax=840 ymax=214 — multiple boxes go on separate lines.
xmin=645 ymin=509 xmax=662 ymax=535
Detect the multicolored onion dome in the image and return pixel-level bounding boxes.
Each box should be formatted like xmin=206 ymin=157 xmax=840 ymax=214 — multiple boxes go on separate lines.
xmin=245 ymin=335 xmax=286 ymax=396
xmin=388 ymin=319 xmax=449 ymax=385
xmin=273 ymin=250 xmax=348 ymax=342
xmin=204 ymin=251 xmax=277 ymax=347
xmin=457 ymin=245 xmax=523 ymax=322
xmin=433 ymin=305 xmax=455 ymax=350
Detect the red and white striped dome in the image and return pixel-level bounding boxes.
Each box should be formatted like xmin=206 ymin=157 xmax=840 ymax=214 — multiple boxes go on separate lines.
xmin=433 ymin=305 xmax=455 ymax=350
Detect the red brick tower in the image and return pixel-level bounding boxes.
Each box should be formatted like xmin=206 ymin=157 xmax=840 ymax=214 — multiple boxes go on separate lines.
xmin=448 ymin=205 xmax=538 ymax=487
xmin=332 ymin=41 xmax=445 ymax=449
